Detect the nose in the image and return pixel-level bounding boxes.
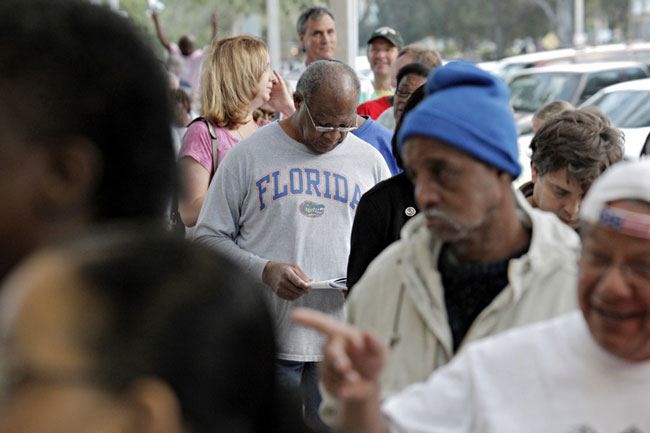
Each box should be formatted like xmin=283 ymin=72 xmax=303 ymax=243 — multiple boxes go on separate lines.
xmin=322 ymin=129 xmax=344 ymax=142
xmin=414 ymin=175 xmax=442 ymax=209
xmin=595 ymin=264 xmax=636 ymax=302
xmin=563 ymin=197 xmax=582 ymax=220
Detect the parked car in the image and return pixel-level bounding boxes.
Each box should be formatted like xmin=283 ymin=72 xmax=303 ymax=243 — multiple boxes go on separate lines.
xmin=493 ymin=42 xmax=650 ymax=84
xmin=515 ymin=77 xmax=650 ymax=187
xmin=579 ymin=77 xmax=650 ymax=159
xmin=509 ymin=61 xmax=650 ymax=134
xmin=494 ymin=48 xmax=577 ymax=83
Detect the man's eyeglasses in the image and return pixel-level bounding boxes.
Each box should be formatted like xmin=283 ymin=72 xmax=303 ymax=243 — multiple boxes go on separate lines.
xmin=304 ymin=102 xmax=357 ymax=133
xmin=580 ymin=248 xmax=650 ymax=288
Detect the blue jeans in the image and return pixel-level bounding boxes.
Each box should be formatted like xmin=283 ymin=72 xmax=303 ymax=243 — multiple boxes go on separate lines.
xmin=276 ymin=360 xmax=330 ymax=432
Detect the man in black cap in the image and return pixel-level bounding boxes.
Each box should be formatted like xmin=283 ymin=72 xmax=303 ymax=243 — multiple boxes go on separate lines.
xmin=360 ymin=27 xmax=403 ymax=103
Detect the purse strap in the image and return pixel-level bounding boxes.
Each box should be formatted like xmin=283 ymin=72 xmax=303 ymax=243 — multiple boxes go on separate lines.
xmin=189 ymin=117 xmax=219 ymax=179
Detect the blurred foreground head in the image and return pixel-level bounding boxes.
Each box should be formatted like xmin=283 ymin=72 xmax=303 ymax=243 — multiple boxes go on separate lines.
xmin=0 ymin=226 xmax=305 ymax=433
xmin=0 ymin=0 xmax=176 ymax=280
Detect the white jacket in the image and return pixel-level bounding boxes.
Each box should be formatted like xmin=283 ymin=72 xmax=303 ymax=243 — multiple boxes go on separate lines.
xmin=321 ymin=190 xmax=580 ymax=423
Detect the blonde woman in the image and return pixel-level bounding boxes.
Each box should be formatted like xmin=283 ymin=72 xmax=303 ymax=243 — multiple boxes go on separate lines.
xmin=179 ymin=36 xmax=294 ymax=227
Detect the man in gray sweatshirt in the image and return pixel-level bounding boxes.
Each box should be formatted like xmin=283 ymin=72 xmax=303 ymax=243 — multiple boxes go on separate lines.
xmin=193 ymin=59 xmax=390 ymax=430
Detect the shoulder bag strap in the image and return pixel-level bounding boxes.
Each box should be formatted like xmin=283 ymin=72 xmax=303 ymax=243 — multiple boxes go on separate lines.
xmin=204 ymin=120 xmax=218 ymax=175
xmin=189 ymin=117 xmax=219 ymax=178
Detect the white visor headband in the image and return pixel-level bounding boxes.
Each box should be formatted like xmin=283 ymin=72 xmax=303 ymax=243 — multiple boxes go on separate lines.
xmin=593 ymin=206 xmax=650 ymax=240
xmin=580 ymin=160 xmax=650 ymax=239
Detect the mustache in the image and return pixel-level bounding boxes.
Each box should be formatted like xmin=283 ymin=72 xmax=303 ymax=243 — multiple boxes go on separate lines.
xmin=423 ymin=208 xmax=470 ymax=239
xmin=424 ymin=208 xmax=459 ymax=226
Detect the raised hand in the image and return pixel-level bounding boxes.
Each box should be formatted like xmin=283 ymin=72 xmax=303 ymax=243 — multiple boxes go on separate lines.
xmin=268 ymin=70 xmax=296 ymax=117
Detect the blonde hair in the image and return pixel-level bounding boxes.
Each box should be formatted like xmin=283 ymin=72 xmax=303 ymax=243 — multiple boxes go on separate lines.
xmin=200 ymin=36 xmax=268 ymax=128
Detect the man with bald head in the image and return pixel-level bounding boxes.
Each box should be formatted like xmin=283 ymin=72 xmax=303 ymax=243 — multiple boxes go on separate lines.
xmin=194 ymin=59 xmax=390 ymax=430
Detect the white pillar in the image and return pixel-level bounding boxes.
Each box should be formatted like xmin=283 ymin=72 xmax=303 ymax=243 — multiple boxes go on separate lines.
xmin=574 ymin=0 xmax=586 ymax=47
xmin=329 ymin=0 xmax=359 ymax=67
xmin=266 ymin=0 xmax=281 ymax=69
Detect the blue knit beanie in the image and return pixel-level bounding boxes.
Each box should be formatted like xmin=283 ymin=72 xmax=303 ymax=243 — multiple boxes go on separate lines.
xmin=398 ymin=60 xmax=521 ymax=178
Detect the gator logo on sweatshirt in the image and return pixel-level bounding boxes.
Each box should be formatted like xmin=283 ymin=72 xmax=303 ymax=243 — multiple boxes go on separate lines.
xmin=299 ymin=201 xmax=325 ymax=218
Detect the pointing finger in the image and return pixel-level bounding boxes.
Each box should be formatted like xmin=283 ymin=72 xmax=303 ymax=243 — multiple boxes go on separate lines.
xmin=292 ymin=308 xmax=363 ymax=348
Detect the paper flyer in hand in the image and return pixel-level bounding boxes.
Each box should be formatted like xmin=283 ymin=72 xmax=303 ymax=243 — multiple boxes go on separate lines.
xmin=309 ymin=277 xmax=347 ymax=290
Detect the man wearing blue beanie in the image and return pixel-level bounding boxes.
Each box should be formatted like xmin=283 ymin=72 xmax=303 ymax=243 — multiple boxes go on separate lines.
xmin=316 ymin=61 xmax=582 ymax=425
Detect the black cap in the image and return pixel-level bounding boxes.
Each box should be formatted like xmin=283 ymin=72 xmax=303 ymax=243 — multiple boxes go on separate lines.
xmin=367 ymin=27 xmax=403 ymax=48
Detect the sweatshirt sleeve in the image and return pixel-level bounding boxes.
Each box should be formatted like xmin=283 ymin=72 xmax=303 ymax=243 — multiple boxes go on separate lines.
xmin=193 ymin=156 xmax=269 ymax=283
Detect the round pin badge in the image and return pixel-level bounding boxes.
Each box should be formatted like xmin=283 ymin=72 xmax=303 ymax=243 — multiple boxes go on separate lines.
xmin=405 ymin=207 xmax=416 ymax=217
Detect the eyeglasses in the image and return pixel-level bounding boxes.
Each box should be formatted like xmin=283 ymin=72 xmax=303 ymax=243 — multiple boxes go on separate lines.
xmin=580 ymin=249 xmax=650 ymax=288
xmin=395 ymin=87 xmax=413 ymax=98
xmin=304 ymin=102 xmax=358 ymax=133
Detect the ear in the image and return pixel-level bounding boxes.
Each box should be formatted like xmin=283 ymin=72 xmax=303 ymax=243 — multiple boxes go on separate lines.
xmin=125 ymin=378 xmax=184 ymax=433
xmin=293 ymin=92 xmax=303 ymax=111
xmin=531 ymin=163 xmax=539 ymax=184
xmin=496 ymin=169 xmax=513 ymax=185
xmin=532 ymin=118 xmax=540 ymax=132
xmin=34 ymin=136 xmax=101 ymax=219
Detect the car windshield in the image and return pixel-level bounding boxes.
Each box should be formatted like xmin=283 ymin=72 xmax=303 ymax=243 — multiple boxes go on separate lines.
xmin=509 ymin=72 xmax=580 ymax=112
xmin=585 ymin=89 xmax=650 ymax=128
xmin=496 ymin=63 xmax=529 ymax=83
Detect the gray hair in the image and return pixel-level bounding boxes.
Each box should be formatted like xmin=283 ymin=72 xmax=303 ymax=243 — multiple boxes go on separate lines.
xmin=533 ymin=100 xmax=574 ymax=127
xmin=398 ymin=45 xmax=442 ymax=69
xmin=296 ymin=59 xmax=360 ymax=105
xmin=296 ymin=6 xmax=334 ymax=36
